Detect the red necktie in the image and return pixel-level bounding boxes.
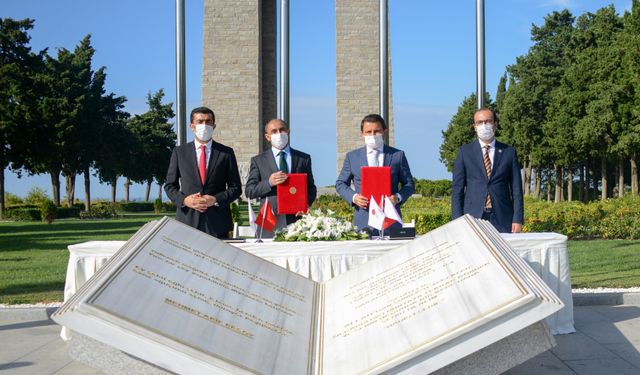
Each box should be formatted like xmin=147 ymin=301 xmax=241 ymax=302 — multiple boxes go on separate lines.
xmin=199 ymin=145 xmax=207 ymax=184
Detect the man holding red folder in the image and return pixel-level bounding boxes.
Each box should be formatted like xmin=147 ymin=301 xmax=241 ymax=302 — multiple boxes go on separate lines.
xmin=245 ymin=119 xmax=317 ymax=236
xmin=336 ymin=114 xmax=414 ymax=231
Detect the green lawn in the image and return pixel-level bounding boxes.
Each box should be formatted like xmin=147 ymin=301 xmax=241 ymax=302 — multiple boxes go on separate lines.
xmin=0 ymin=215 xmax=168 ymax=304
xmin=568 ymin=239 xmax=640 ymax=288
xmin=0 ymin=217 xmax=638 ymax=304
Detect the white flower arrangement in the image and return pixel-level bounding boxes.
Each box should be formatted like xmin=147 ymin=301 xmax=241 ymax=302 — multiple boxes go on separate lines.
xmin=274 ymin=209 xmax=368 ymax=242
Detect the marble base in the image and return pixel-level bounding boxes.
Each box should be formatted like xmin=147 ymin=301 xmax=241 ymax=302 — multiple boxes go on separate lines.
xmin=432 ymin=321 xmax=555 ymax=375
xmin=66 ymin=322 xmax=554 ymax=375
xmin=68 ymin=332 xmax=173 ymax=375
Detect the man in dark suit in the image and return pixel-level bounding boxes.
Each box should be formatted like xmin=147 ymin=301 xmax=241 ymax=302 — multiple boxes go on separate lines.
xmin=452 ymin=108 xmax=524 ymax=233
xmin=336 ymin=114 xmax=414 ymax=231
xmin=164 ymin=107 xmax=242 ymax=238
xmin=245 ymin=119 xmax=317 ymax=236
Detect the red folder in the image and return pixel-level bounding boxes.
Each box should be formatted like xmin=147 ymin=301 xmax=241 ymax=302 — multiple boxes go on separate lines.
xmin=277 ymin=173 xmax=308 ymax=214
xmin=360 ymin=166 xmax=391 ymax=204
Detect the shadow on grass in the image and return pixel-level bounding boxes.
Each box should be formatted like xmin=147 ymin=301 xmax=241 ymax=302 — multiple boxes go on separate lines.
xmin=0 ymin=280 xmax=65 ymax=296
xmin=0 ymin=219 xmax=151 ymax=234
xmin=0 ymin=219 xmax=154 ymax=252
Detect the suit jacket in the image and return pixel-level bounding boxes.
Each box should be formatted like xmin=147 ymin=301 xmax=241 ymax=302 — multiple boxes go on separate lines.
xmin=451 ymin=140 xmax=524 ymax=233
xmin=336 ymin=145 xmax=414 ymax=231
xmin=164 ymin=140 xmax=242 ymax=238
xmin=245 ymin=148 xmax=317 ymax=231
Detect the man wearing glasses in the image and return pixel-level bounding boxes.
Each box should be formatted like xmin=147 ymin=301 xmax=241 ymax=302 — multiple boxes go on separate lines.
xmin=451 ymin=108 xmax=524 ymax=233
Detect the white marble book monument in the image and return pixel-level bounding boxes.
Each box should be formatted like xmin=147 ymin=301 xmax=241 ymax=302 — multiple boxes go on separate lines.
xmin=53 ymin=215 xmax=563 ymax=374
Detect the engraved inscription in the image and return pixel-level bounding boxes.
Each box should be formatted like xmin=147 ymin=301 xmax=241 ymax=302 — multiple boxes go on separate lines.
xmin=333 ymin=241 xmax=490 ymax=338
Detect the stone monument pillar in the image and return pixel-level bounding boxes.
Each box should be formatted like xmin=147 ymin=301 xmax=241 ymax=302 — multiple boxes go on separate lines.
xmin=335 ymin=0 xmax=394 ymax=173
xmin=202 ymin=0 xmax=277 ymax=184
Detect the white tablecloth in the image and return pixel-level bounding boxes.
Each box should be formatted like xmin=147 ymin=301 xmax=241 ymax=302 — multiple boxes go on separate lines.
xmin=64 ymin=233 xmax=574 ymax=335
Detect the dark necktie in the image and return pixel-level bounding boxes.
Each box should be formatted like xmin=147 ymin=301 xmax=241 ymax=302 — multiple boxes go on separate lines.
xmin=199 ymin=145 xmax=207 ymax=184
xmin=278 ymin=151 xmax=288 ymax=173
xmin=483 ymin=145 xmax=492 ymax=209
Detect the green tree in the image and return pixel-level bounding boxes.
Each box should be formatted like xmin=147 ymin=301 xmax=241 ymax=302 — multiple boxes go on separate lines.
xmin=502 ymin=10 xmax=575 ymax=199
xmin=0 ymin=18 xmax=44 ymax=217
xmin=494 ymin=73 xmax=507 ymax=115
xmin=617 ymin=0 xmax=640 ymax=197
xmin=124 ymin=90 xmax=175 ymax=202
xmin=567 ymin=7 xmax=624 ymax=200
xmin=93 ymin=105 xmax=131 ymax=203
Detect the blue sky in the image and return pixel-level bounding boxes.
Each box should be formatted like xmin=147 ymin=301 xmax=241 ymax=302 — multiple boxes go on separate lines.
xmin=3 ymin=0 xmax=633 ymax=201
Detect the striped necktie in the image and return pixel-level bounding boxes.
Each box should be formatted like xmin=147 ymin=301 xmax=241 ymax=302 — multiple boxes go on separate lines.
xmin=483 ymin=145 xmax=492 ymax=209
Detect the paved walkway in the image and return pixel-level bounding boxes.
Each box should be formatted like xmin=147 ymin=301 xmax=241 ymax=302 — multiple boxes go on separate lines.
xmin=1 ymin=301 xmax=639 ymax=374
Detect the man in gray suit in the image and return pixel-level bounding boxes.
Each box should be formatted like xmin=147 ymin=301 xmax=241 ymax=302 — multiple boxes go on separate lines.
xmin=336 ymin=114 xmax=414 ymax=231
xmin=245 ymin=119 xmax=317 ymax=236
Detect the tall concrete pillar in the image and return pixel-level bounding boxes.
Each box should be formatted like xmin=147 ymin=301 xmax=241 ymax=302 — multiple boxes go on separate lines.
xmin=335 ymin=0 xmax=394 ymax=174
xmin=202 ymin=0 xmax=277 ymax=182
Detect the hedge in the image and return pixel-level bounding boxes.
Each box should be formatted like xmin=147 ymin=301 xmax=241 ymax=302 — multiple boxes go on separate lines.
xmin=4 ymin=206 xmax=81 ymax=221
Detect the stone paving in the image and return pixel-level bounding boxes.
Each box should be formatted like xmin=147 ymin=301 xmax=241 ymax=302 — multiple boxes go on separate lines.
xmin=1 ymin=301 xmax=639 ymax=374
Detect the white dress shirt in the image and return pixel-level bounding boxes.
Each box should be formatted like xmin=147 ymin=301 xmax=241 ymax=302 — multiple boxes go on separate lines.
xmin=478 ymin=139 xmax=496 ymax=169
xmin=271 ymin=145 xmax=292 ymax=172
xmin=194 ymin=139 xmax=212 ymax=168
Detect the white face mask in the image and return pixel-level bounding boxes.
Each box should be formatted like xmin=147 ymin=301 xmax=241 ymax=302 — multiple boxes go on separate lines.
xmin=270 ymin=132 xmax=289 ymax=150
xmin=195 ymin=124 xmax=214 ymax=141
xmin=476 ymin=124 xmax=495 ymax=142
xmin=364 ymin=134 xmax=384 ymax=149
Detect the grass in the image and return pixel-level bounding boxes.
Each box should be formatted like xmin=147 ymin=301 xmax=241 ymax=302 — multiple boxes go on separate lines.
xmin=0 ymin=215 xmax=169 ymax=304
xmin=568 ymin=239 xmax=640 ymax=289
xmin=0 ymin=216 xmax=638 ymax=304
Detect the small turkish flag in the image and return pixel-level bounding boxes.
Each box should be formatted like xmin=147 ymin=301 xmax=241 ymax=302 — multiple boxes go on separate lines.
xmin=255 ymin=199 xmax=277 ymax=232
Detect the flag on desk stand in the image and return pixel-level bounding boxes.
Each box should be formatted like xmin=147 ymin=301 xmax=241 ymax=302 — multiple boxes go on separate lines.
xmin=247 ymin=200 xmax=257 ymax=236
xmin=367 ymin=196 xmax=385 ymax=231
xmin=383 ymin=195 xmax=403 ymax=229
xmin=255 ymin=199 xmax=277 ymax=241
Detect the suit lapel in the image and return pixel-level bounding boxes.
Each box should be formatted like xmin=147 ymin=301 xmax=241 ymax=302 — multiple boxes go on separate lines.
xmin=205 ymin=141 xmax=220 ymax=185
xmin=472 ymin=141 xmax=489 ymax=182
xmin=491 ymin=141 xmax=504 ymax=179
xmin=262 ymin=149 xmax=279 ymax=175
xmin=187 ymin=142 xmax=200 ymax=183
xmin=290 ymin=149 xmax=301 ymax=172
xmin=382 ymin=145 xmax=391 ymax=166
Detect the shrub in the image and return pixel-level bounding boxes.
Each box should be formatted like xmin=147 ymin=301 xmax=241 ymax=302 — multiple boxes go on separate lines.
xmin=25 ymin=187 xmax=50 ymax=206
xmin=56 ymin=207 xmax=81 ymax=219
xmin=40 ymin=200 xmax=57 ymax=224
xmin=413 ymin=179 xmax=452 ymax=198
xmin=230 ymin=201 xmax=240 ymax=224
xmin=523 ymin=195 xmax=640 ymax=239
xmin=4 ymin=192 xmax=23 ymax=206
xmin=81 ymin=203 xmax=118 ymax=219
xmin=117 ymin=201 xmax=155 ymax=212
xmin=311 ymin=195 xmax=353 ymax=222
xmin=4 ymin=207 xmax=40 ymax=221
xmin=163 ymin=201 xmax=177 ymax=212
xmin=153 ymin=199 xmax=163 ymax=214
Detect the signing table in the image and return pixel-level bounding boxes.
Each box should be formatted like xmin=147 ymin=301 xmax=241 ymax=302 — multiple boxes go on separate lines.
xmin=64 ymin=233 xmax=574 ymax=335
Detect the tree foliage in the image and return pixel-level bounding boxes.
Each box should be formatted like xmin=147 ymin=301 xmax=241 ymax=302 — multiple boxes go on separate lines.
xmin=443 ymin=3 xmax=640 ymax=201
xmin=1 ymin=18 xmax=176 ymax=209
